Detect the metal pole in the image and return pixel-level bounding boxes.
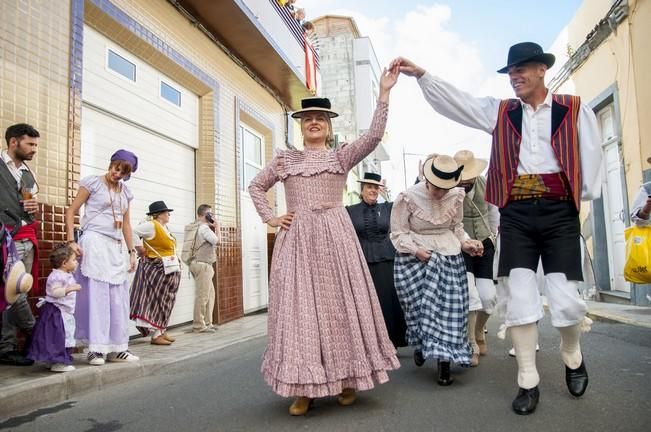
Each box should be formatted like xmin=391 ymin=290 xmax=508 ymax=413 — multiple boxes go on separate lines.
xmin=402 ymin=146 xmax=408 ymax=190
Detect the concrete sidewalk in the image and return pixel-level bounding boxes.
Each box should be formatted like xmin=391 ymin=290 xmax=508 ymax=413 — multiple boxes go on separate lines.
xmin=585 ymin=300 xmax=651 ymax=328
xmin=1 ymin=301 xmax=650 ymax=421
xmin=0 ymin=313 xmax=267 ymax=420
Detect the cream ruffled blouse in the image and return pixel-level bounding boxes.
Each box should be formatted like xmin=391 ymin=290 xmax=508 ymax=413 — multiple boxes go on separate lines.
xmin=390 ymin=181 xmax=469 ymax=256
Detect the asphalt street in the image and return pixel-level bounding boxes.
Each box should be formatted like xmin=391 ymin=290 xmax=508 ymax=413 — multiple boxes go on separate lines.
xmin=2 ymin=318 xmax=650 ymax=432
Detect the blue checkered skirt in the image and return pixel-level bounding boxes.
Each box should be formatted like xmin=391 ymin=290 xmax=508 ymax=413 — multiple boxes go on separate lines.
xmin=394 ymin=252 xmax=472 ymax=366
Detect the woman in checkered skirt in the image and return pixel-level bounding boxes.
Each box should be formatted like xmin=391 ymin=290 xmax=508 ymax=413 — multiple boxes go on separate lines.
xmin=390 ymin=154 xmax=484 ymax=385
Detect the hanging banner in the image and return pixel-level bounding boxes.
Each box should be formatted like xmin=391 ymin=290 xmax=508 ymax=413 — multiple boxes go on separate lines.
xmin=305 ymin=36 xmax=317 ymax=95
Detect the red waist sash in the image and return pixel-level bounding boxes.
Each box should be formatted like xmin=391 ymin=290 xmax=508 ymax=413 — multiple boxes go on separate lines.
xmin=9 ymin=222 xmax=40 ymax=295
xmin=509 ymin=173 xmax=571 ymax=202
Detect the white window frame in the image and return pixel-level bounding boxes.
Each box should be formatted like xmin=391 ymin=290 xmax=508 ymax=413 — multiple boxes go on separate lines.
xmin=598 ymin=104 xmax=618 ymax=147
xmin=240 ymin=123 xmax=265 ymax=192
xmin=159 ymin=79 xmax=182 ymax=108
xmin=105 ymin=47 xmax=137 ymax=83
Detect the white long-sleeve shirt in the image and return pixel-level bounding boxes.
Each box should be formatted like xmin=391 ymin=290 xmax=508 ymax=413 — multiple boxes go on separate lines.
xmin=417 ymin=72 xmax=603 ymax=200
xmin=630 ymin=183 xmax=651 ymax=226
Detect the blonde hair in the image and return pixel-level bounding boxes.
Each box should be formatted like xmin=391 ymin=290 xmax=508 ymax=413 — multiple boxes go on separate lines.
xmin=324 ymin=116 xmax=335 ymax=148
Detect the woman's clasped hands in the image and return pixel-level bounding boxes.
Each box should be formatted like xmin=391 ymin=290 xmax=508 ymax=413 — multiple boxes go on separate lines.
xmin=462 ymin=239 xmax=484 ymax=257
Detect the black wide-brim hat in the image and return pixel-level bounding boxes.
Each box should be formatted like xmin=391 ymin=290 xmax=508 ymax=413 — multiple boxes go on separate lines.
xmin=291 ymin=97 xmax=339 ymax=118
xmin=357 ymin=172 xmax=383 ymax=186
xmin=497 ymin=42 xmax=555 ymax=74
xmin=147 ymin=200 xmax=174 ymax=215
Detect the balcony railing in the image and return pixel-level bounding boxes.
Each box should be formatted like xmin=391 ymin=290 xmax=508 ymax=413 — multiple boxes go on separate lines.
xmin=268 ymin=0 xmax=319 ymax=67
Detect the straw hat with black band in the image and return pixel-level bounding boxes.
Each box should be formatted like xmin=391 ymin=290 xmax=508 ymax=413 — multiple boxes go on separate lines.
xmin=4 ymin=261 xmax=33 ymax=304
xmin=291 ymin=97 xmax=339 ymax=118
xmin=357 ymin=172 xmax=383 ymax=186
xmin=453 ymin=150 xmax=487 ymax=181
xmin=422 ymin=155 xmax=464 ymax=190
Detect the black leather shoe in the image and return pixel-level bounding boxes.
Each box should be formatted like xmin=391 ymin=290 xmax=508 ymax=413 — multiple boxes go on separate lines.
xmin=565 ymin=359 xmax=588 ymax=397
xmin=413 ymin=349 xmax=425 ymax=367
xmin=437 ymin=360 xmax=454 ymax=386
xmin=512 ymin=386 xmax=539 ymax=415
xmin=0 ymin=350 xmax=34 ymax=366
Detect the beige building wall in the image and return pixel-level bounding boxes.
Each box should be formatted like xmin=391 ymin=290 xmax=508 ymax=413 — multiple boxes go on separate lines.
xmin=629 ymin=0 xmax=651 ymax=169
xmin=0 ymin=0 xmax=72 ymax=206
xmin=560 ymin=0 xmax=649 ymax=201
xmin=0 ymin=0 xmax=290 ymax=321
xmin=90 ymin=0 xmax=289 ymax=322
xmin=0 ymin=0 xmax=74 ymax=293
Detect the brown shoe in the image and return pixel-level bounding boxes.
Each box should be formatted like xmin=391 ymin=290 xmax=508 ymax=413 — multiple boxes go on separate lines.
xmin=470 ymin=353 xmax=480 ymax=367
xmin=288 ymin=397 xmax=312 ymax=416
xmin=337 ymin=388 xmax=357 ymax=406
xmin=477 ymin=339 xmax=488 ymax=356
xmin=162 ymin=332 xmax=176 ymax=343
xmin=151 ymin=335 xmax=172 ymax=345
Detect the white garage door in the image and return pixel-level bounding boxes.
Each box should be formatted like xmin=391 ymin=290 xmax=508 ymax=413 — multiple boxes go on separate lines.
xmin=81 ymin=26 xmax=200 ymax=333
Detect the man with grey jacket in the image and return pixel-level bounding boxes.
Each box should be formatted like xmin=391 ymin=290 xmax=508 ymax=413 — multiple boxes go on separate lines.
xmin=187 ymin=204 xmax=220 ymax=333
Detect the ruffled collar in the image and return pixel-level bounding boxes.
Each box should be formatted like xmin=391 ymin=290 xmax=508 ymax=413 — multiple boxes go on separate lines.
xmin=402 ymin=182 xmax=465 ymax=226
xmin=274 ymin=148 xmax=345 ymax=180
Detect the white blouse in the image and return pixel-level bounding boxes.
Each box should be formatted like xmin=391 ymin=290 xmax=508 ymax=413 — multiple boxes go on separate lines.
xmin=390 ymin=182 xmax=469 ymax=256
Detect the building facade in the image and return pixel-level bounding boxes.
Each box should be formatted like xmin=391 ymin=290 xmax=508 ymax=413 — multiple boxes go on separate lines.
xmin=548 ymin=0 xmax=650 ymax=305
xmin=312 ymin=15 xmax=390 ymax=204
xmin=0 ymin=0 xmax=319 ymax=326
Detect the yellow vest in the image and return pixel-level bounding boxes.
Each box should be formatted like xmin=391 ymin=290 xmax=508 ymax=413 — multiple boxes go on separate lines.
xmin=144 ymin=220 xmax=176 ymax=258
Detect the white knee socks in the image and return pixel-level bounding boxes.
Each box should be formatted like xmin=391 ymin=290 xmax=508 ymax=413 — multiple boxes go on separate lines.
xmin=558 ymin=324 xmax=583 ymax=369
xmin=467 ymin=311 xmax=479 ymax=354
xmin=475 ymin=311 xmax=490 ymax=343
xmin=510 ymin=323 xmax=540 ymax=389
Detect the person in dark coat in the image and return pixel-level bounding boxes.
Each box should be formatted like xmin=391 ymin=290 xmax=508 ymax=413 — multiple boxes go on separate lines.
xmin=347 ymin=172 xmax=407 ymax=348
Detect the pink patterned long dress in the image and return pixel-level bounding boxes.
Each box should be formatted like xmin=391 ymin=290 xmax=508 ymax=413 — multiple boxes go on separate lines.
xmin=248 ymin=101 xmax=400 ymax=398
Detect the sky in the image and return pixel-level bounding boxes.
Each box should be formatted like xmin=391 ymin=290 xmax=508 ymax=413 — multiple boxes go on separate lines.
xmin=298 ymin=0 xmax=584 ymax=193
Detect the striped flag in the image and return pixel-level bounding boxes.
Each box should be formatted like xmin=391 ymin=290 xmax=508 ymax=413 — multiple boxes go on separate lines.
xmin=304 ymin=36 xmax=317 ymax=95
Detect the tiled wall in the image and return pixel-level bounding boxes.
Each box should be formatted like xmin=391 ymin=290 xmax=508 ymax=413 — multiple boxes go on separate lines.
xmin=0 ymin=1 xmax=72 ymax=204
xmin=0 ymin=0 xmax=74 ymax=295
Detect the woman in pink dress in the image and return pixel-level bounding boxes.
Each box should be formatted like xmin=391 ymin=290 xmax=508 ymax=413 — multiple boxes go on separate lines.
xmin=248 ymin=66 xmax=400 ymax=416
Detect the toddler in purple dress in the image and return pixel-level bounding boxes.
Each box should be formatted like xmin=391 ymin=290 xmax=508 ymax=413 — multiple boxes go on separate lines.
xmin=28 ymin=243 xmax=81 ymax=372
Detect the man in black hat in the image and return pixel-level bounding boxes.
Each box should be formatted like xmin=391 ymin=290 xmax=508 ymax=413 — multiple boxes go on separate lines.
xmin=390 ymin=42 xmax=602 ymax=414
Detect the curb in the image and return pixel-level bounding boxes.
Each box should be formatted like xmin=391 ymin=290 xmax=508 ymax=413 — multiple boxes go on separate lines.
xmin=0 ymin=328 xmax=266 ymax=421
xmin=545 ymin=300 xmax=651 ymax=329
xmin=586 ymin=311 xmax=651 ymax=329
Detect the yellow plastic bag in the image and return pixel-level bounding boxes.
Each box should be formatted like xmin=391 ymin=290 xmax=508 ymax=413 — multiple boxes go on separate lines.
xmin=624 ymin=225 xmax=651 ymax=284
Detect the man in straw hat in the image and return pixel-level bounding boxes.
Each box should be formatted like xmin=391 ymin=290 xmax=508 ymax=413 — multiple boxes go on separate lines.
xmin=454 ymin=150 xmax=498 ymax=368
xmin=391 ymin=42 xmax=603 ymax=414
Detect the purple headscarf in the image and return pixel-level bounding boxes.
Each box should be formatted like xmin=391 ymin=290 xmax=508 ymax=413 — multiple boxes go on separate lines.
xmin=110 ymin=149 xmax=138 ymax=181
